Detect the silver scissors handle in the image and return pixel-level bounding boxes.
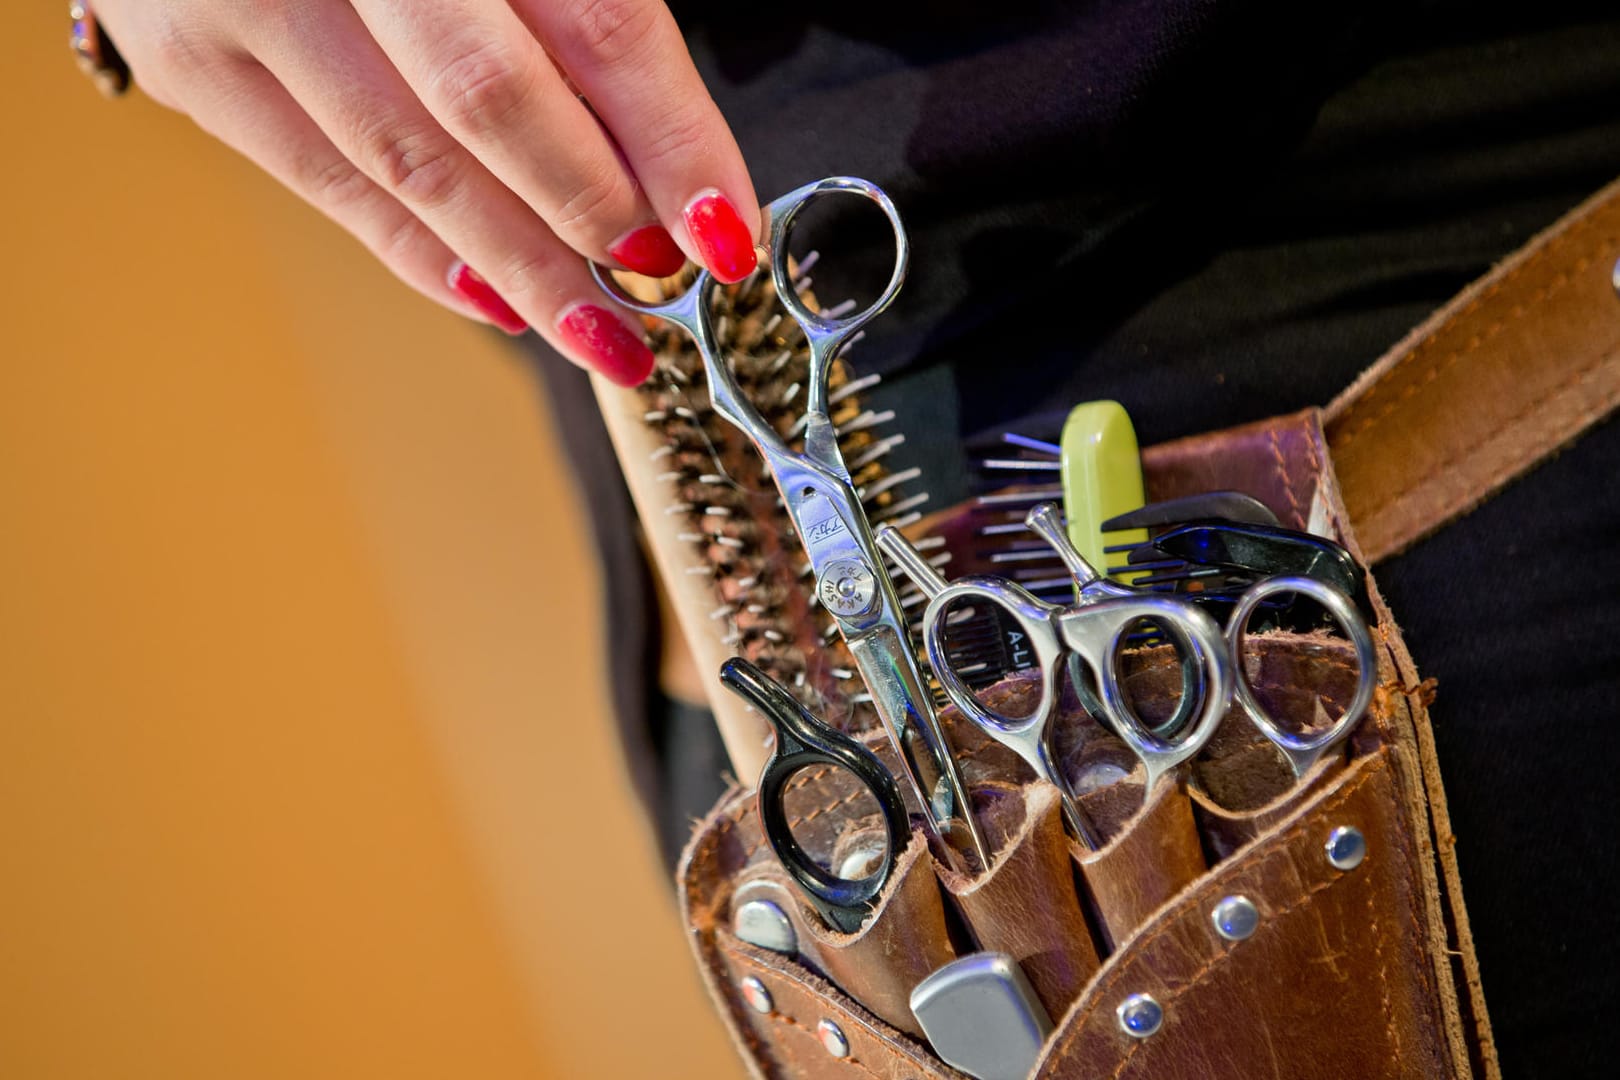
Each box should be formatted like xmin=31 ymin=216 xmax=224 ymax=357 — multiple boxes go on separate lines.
xmin=589 ymin=176 xmax=907 ymax=477
xmin=915 ymin=573 xmax=1101 ymax=849
xmin=589 ymin=178 xmax=989 ymax=873
xmin=1225 ymin=575 xmax=1377 ymax=777
xmin=1054 ymin=594 xmax=1230 ymax=793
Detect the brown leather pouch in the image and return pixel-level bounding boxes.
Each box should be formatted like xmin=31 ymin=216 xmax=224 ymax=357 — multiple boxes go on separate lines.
xmin=678 ymin=409 xmax=1488 ymax=1079
xmin=606 ymin=175 xmax=1620 ymax=1079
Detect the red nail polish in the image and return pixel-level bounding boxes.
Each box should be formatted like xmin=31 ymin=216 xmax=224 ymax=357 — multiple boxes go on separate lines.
xmin=609 ymin=224 xmax=687 ymax=278
xmin=556 ymin=304 xmax=655 ymax=387
xmin=683 ymin=190 xmax=758 ymax=284
xmin=447 ymin=260 xmax=527 ymax=335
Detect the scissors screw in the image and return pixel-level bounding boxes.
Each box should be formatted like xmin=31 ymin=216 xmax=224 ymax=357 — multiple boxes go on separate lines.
xmin=817 ymin=1019 xmax=851 ymax=1058
xmin=1211 ymin=895 xmax=1260 ymax=941
xmin=1326 ymin=825 xmax=1367 ymax=871
xmin=733 ymin=899 xmax=798 ymax=955
xmin=1116 ymin=993 xmax=1164 ymax=1039
xmin=740 ymin=976 xmax=774 ymax=1015
xmin=819 ymin=559 xmax=878 ymax=618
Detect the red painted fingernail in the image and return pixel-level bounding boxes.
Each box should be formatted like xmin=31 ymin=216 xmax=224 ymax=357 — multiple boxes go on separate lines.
xmin=447 ymin=260 xmax=527 ymax=335
xmin=683 ymin=190 xmax=757 ymax=284
xmin=609 ymin=224 xmax=687 ymax=278
xmin=556 ymin=303 xmax=656 ymax=387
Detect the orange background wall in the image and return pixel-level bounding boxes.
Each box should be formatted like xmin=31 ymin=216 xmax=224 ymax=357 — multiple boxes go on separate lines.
xmin=1 ymin=9 xmax=740 ymax=1077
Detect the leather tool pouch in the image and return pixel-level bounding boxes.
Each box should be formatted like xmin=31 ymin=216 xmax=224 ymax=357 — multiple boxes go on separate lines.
xmin=596 ymin=175 xmax=1620 ymax=1080
xmin=677 ymin=409 xmax=1492 ymax=1079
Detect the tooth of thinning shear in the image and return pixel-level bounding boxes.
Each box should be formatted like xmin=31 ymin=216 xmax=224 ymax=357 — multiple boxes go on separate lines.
xmin=590 ymin=176 xmax=991 ymax=873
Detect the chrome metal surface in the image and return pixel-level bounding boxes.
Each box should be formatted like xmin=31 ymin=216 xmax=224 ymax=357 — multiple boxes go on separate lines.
xmin=1226 ymin=576 xmax=1377 ymax=777
xmin=1117 ymin=993 xmax=1164 ymax=1038
xmin=1211 ymin=895 xmax=1260 ymax=941
xmin=741 ymin=976 xmax=773 ymax=1014
xmin=733 ymin=899 xmax=798 ymax=955
xmin=909 ymin=953 xmax=1053 ymax=1080
xmin=591 ymin=177 xmax=988 ymax=873
xmin=817 ymin=1019 xmax=850 ymax=1058
xmin=1326 ymin=825 xmax=1367 ymax=871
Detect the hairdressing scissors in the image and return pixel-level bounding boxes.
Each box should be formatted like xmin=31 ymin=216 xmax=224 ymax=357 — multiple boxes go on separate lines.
xmin=720 ymin=658 xmax=910 ymax=933
xmin=877 ymin=505 xmax=1233 ymax=851
xmin=590 ymin=177 xmax=990 ymax=872
xmin=1223 ymin=574 xmax=1377 ymax=777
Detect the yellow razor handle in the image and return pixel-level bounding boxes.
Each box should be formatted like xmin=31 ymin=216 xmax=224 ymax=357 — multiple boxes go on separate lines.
xmin=1058 ymin=401 xmax=1147 ymax=586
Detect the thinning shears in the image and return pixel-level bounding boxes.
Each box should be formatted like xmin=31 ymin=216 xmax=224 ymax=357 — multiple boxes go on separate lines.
xmin=591 ymin=177 xmax=991 ymax=872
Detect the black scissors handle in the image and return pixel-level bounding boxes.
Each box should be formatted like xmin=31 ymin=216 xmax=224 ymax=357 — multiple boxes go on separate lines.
xmin=719 ymin=658 xmax=911 ymax=934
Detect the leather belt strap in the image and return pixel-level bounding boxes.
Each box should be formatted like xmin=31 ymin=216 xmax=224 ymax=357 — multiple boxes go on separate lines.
xmin=1325 ymin=175 xmax=1620 ymax=563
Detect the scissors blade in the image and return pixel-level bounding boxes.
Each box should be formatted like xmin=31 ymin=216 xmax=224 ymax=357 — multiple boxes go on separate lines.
xmin=772 ymin=457 xmax=990 ymax=873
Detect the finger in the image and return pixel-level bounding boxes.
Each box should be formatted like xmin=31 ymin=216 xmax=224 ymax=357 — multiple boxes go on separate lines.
xmin=348 ymin=0 xmax=685 ymax=279
xmin=157 ymin=53 xmax=513 ymax=330
xmin=241 ymin=3 xmax=654 ymax=383
xmin=521 ymin=0 xmax=760 ymax=282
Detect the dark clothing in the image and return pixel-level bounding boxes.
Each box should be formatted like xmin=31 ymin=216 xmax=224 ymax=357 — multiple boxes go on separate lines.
xmin=529 ymin=6 xmax=1620 ymax=1074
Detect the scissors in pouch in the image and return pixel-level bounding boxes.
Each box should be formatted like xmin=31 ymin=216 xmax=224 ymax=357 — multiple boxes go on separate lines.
xmin=592 ymin=177 xmax=991 ymax=873
xmin=1223 ymin=574 xmax=1378 ymax=778
xmin=877 ymin=504 xmax=1233 ymax=852
xmin=720 ymin=658 xmax=910 ymax=934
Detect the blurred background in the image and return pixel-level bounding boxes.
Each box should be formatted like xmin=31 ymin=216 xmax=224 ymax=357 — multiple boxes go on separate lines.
xmin=2 ymin=7 xmax=740 ymax=1077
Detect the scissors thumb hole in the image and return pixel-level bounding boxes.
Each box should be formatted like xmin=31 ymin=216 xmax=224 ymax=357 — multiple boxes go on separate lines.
xmin=765 ymin=177 xmax=908 ymax=336
xmin=1225 ymin=577 xmax=1377 ymax=768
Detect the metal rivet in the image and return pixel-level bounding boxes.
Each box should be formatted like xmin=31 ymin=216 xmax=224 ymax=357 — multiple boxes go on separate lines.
xmin=817 ymin=1018 xmax=850 ymax=1057
xmin=740 ymin=976 xmax=773 ymax=1015
xmin=1611 ymin=255 xmax=1620 ymax=297
xmin=1117 ymin=993 xmax=1163 ymax=1038
xmin=818 ymin=558 xmax=878 ymax=617
xmin=1211 ymin=895 xmax=1260 ymax=941
xmin=734 ymin=899 xmax=797 ymax=954
xmin=1326 ymin=825 xmax=1367 ymax=870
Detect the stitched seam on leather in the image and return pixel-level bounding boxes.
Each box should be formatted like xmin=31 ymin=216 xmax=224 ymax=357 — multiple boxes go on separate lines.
xmin=1268 ymin=425 xmax=1303 ymax=526
xmin=1333 ymin=210 xmax=1615 ymax=449
xmin=1356 ymin=326 xmax=1618 ymax=524
xmin=1044 ymin=756 xmax=1387 ymax=1072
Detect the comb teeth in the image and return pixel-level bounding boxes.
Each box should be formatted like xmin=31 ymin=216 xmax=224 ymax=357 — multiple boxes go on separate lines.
xmin=633 ymin=257 xmax=931 ymax=734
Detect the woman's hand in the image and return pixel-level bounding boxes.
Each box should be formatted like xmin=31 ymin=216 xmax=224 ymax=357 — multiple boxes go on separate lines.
xmin=94 ymin=0 xmax=761 ymax=386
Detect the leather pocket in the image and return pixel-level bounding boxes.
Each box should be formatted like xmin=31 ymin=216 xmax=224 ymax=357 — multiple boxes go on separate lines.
xmin=676 ymin=409 xmax=1487 ymax=1078
xmin=940 ymin=783 xmax=1102 ymax=1019
xmin=1072 ymin=775 xmax=1207 ymax=953
xmin=1035 ymin=746 xmax=1454 ymax=1079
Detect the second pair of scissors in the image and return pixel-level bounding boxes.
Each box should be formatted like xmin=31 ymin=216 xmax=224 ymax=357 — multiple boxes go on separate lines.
xmin=878 ymin=504 xmax=1376 ymax=851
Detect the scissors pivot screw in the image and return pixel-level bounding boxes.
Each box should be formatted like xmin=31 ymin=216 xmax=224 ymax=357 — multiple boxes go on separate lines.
xmin=817 ymin=1019 xmax=851 ymax=1058
xmin=817 ymin=558 xmax=878 ymax=618
xmin=1211 ymin=895 xmax=1260 ymax=941
xmin=740 ymin=976 xmax=774 ymax=1015
xmin=1117 ymin=993 xmax=1164 ymax=1038
xmin=733 ymin=899 xmax=797 ymax=955
xmin=1326 ymin=825 xmax=1367 ymax=871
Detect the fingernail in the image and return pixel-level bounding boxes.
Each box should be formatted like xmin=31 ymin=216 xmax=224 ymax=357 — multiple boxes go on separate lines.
xmin=609 ymin=224 xmax=687 ymax=278
xmin=683 ymin=189 xmax=758 ymax=284
xmin=447 ymin=260 xmax=527 ymax=335
xmin=556 ymin=303 xmax=656 ymax=387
